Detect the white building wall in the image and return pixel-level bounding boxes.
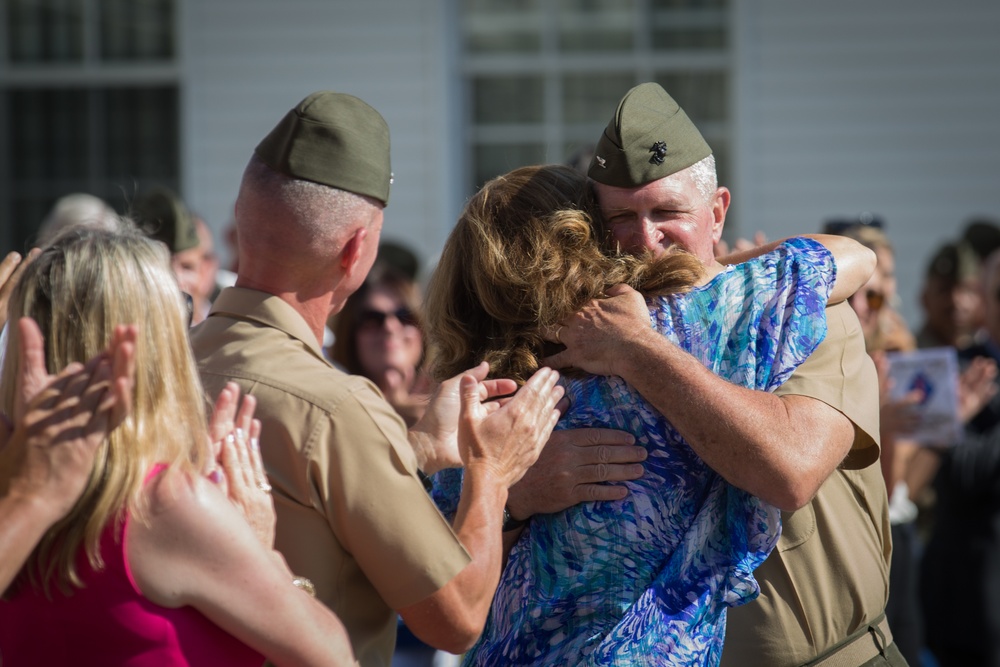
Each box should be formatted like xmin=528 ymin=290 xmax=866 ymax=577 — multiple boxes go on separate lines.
xmin=181 ymin=1 xmax=1000 ymax=327
xmin=733 ymin=1 xmax=1000 ymax=326
xmin=181 ymin=0 xmax=457 ymax=274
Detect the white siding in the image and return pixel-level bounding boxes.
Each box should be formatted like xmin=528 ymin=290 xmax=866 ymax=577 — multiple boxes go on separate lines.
xmin=181 ymin=0 xmax=457 ymax=274
xmin=180 ymin=1 xmax=1000 ymax=327
xmin=733 ymin=1 xmax=1000 ymax=326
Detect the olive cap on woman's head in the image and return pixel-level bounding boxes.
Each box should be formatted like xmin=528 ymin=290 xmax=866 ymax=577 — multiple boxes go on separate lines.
xmin=588 ymin=82 xmax=712 ymax=189
xmin=254 ymin=90 xmax=393 ymax=206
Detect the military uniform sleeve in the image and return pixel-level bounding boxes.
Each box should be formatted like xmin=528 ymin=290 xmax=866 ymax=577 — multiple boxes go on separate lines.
xmin=316 ymin=384 xmax=472 ymax=609
xmin=774 ymin=300 xmax=880 ymax=469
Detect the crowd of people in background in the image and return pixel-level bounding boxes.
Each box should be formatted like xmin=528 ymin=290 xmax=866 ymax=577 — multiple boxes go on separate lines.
xmin=1 ymin=81 xmax=1000 ymax=667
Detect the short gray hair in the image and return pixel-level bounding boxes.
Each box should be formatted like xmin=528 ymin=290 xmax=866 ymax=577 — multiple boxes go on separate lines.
xmin=686 ymin=155 xmax=718 ymax=203
xmin=238 ymin=155 xmax=380 ymax=251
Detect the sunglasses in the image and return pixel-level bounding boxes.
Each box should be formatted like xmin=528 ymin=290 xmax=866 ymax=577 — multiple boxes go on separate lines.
xmin=866 ymin=289 xmax=885 ymax=312
xmin=357 ymin=307 xmax=418 ymax=330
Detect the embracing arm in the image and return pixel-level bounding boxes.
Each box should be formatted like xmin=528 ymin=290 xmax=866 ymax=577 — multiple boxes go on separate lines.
xmin=615 ymin=324 xmax=854 ymax=510
xmin=544 ymin=286 xmax=859 ymax=511
xmin=717 ymin=234 xmax=875 ymax=304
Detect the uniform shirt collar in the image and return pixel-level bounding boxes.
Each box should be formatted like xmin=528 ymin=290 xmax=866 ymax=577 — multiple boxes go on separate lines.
xmin=207 ymin=287 xmax=330 ymax=366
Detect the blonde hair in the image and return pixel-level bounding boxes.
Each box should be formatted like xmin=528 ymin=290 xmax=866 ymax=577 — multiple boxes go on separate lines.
xmin=425 ymin=164 xmax=704 ymax=384
xmin=1 ymin=224 xmax=209 ymax=595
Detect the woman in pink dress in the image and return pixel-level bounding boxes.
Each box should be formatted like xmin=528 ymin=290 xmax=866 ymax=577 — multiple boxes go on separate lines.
xmin=0 ymin=224 xmax=354 ymax=667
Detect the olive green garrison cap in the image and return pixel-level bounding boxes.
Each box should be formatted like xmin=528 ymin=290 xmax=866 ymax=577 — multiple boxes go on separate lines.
xmin=132 ymin=186 xmax=199 ymax=254
xmin=588 ymin=82 xmax=711 ymax=188
xmin=255 ymin=91 xmax=392 ymax=206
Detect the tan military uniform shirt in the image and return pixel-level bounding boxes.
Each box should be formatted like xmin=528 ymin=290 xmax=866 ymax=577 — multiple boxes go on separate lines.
xmin=721 ymin=301 xmax=890 ymax=667
xmin=190 ymin=288 xmax=471 ymax=667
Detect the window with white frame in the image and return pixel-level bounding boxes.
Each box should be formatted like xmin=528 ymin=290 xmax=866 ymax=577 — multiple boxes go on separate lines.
xmin=1 ymin=0 xmax=179 ymax=255
xmin=460 ymin=0 xmax=729 ymax=198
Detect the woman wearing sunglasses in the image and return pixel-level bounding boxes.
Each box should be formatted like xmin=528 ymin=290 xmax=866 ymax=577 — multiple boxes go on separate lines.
xmin=330 ymin=265 xmax=430 ymax=427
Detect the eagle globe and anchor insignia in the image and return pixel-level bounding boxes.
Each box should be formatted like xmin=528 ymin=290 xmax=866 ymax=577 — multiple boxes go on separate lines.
xmin=648 ymin=140 xmax=668 ymax=165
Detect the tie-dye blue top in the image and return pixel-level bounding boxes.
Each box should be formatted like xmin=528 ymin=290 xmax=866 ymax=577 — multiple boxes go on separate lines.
xmin=431 ymin=237 xmax=834 ymax=666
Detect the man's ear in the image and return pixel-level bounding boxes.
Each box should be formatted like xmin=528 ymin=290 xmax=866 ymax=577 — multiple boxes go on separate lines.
xmin=710 ymin=186 xmax=731 ymax=245
xmin=340 ymin=227 xmax=369 ymax=277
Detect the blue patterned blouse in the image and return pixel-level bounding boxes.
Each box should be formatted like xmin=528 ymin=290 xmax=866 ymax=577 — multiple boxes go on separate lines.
xmin=431 ymin=237 xmax=834 ymax=666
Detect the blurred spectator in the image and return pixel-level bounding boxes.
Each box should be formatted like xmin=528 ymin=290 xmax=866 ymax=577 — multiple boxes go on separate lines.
xmin=962 ymin=218 xmax=1000 ymax=263
xmin=36 ymin=193 xmax=119 ymax=248
xmin=822 ymin=211 xmax=884 ymax=236
xmin=131 ymin=187 xmax=203 ymax=307
xmin=917 ymin=241 xmax=983 ymax=350
xmin=836 ymin=223 xmax=916 ymax=353
xmin=330 ymin=265 xmax=429 ymax=428
xmin=714 ymin=230 xmax=768 ymax=258
xmin=963 ymin=218 xmax=1000 ymax=342
xmin=377 ymin=240 xmax=421 ymax=282
xmin=191 ymin=216 xmax=220 ymax=325
xmin=565 ymin=144 xmax=595 ymax=175
xmin=920 ymin=248 xmax=1000 ymax=667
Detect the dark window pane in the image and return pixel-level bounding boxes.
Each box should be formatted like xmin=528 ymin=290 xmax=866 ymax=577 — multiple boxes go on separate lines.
xmin=10 ymin=195 xmax=59 ymax=252
xmin=473 ymin=76 xmax=545 ymax=124
xmin=562 ymin=72 xmax=635 ymax=124
xmin=100 ymin=0 xmax=174 ymax=61
xmin=9 ymin=88 xmax=89 ymax=181
xmin=103 ymin=86 xmax=178 ymax=183
xmin=7 ymin=0 xmax=84 ymax=63
xmin=1 ymin=87 xmax=179 ymax=255
xmin=473 ymin=143 xmax=546 ymax=190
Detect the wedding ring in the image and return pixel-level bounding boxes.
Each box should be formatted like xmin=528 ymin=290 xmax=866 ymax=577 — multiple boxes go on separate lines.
xmin=554 ymin=325 xmax=564 ymax=344
xmin=258 ymin=480 xmax=273 ymax=494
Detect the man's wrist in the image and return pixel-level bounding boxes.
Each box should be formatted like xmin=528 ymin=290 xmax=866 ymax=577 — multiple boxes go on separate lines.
xmin=407 ymin=430 xmax=432 ymax=473
xmin=613 ymin=325 xmax=661 ymax=380
xmin=407 ymin=430 xmax=453 ymax=476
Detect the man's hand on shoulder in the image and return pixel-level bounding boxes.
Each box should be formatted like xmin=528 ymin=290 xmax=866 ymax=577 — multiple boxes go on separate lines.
xmin=543 ymin=284 xmax=654 ymax=377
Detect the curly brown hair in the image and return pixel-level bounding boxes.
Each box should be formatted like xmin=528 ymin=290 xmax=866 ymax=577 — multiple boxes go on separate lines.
xmin=424 ymin=164 xmax=704 ymax=384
